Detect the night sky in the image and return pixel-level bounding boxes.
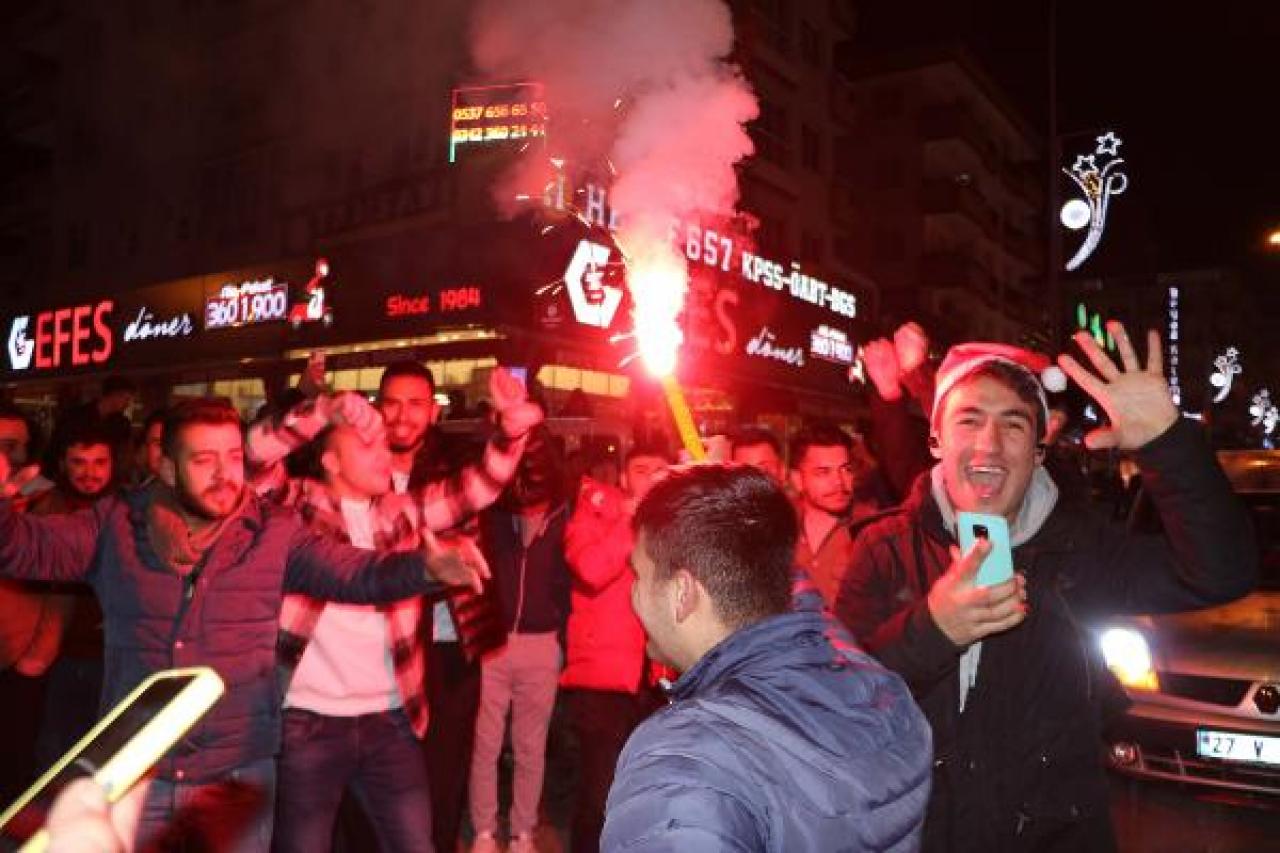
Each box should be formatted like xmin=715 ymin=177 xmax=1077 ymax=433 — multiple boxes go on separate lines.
xmin=853 ymin=0 xmax=1280 ymax=275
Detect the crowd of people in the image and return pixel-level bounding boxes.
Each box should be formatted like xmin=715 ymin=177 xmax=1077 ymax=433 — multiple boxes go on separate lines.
xmin=0 ymin=318 xmax=1258 ymax=853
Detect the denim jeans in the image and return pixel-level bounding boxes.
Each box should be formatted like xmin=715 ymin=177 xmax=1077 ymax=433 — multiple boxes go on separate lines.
xmin=135 ymin=757 xmax=276 ymax=853
xmin=274 ymin=708 xmax=434 ymax=853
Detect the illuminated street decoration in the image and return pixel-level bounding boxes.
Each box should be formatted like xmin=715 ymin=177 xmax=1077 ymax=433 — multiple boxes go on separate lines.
xmin=1062 ymin=131 xmax=1128 ymax=271
xmin=1075 ymin=303 xmax=1114 ymax=350
xmin=1250 ymin=389 xmax=1278 ymax=447
xmin=1166 ymin=286 xmax=1180 ymax=407
xmin=448 ymin=83 xmax=547 ymax=163
xmin=1209 ymin=347 xmax=1242 ymax=404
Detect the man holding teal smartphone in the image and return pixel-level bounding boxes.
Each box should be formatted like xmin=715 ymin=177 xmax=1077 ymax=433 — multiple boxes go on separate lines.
xmin=837 ymin=322 xmax=1256 ymax=852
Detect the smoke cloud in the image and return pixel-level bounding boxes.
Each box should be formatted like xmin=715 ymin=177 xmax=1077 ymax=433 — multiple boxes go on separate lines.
xmin=469 ymin=0 xmax=758 ymax=372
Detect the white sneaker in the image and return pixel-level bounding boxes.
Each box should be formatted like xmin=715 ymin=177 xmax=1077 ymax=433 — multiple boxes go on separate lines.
xmin=471 ymin=832 xmax=501 ymax=853
xmin=509 ymin=832 xmax=538 ymax=853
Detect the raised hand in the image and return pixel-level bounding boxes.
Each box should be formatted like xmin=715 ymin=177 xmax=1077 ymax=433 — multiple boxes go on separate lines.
xmin=328 ymin=392 xmax=384 ymax=445
xmin=297 ymin=351 xmax=328 ymax=399
xmin=489 ymin=367 xmax=527 ymax=413
xmin=490 ymin=367 xmax=543 ymax=439
xmin=893 ymin=321 xmax=929 ymax=375
xmin=421 ymin=529 xmax=490 ymax=594
xmin=1057 ymin=322 xmax=1179 ymax=450
xmin=927 ymin=539 xmax=1028 ymax=647
xmin=861 ymin=338 xmax=903 ymax=401
xmin=0 ymin=453 xmax=41 ymax=501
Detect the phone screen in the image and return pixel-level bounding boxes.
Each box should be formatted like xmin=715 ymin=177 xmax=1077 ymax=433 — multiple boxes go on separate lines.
xmin=0 ymin=673 xmax=199 ymax=839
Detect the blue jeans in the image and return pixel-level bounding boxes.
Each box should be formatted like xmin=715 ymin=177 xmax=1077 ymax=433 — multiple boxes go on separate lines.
xmin=135 ymin=757 xmax=276 ymax=853
xmin=274 ymin=708 xmax=433 ymax=853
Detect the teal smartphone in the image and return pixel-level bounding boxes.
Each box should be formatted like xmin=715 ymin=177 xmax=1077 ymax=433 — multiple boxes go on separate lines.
xmin=957 ymin=511 xmax=1014 ymax=587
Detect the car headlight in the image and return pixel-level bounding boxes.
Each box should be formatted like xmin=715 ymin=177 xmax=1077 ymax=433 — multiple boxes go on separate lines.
xmin=1099 ymin=627 xmax=1160 ymax=691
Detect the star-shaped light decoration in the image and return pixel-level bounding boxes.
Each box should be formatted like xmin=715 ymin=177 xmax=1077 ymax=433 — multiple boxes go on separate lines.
xmin=1073 ymin=154 xmax=1098 ymax=174
xmin=1062 ymin=131 xmax=1127 ymax=271
xmin=1095 ymin=131 xmax=1122 ymax=156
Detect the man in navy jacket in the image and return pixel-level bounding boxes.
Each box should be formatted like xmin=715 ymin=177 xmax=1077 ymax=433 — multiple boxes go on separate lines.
xmin=0 ymin=397 xmax=484 ymax=852
xmin=603 ymin=465 xmax=931 ymax=852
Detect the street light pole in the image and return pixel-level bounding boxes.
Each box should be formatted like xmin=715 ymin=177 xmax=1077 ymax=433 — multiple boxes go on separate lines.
xmin=1047 ymin=0 xmax=1063 ymax=350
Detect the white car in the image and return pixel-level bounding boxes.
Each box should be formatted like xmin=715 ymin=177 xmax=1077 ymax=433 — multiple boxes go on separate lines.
xmin=1099 ymin=451 xmax=1280 ymax=797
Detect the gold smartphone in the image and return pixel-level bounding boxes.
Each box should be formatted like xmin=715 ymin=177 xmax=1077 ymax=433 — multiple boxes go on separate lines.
xmin=0 ymin=666 xmax=225 ymax=850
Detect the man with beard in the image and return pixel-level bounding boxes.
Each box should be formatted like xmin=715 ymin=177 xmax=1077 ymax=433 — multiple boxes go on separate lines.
xmin=836 ymin=326 xmax=1256 ymax=851
xmin=244 ymin=367 xmax=540 ymax=852
xmin=0 ymin=397 xmax=487 ymax=852
xmin=26 ymin=422 xmax=119 ymax=769
xmin=377 ymin=360 xmax=528 ymax=853
xmin=789 ymin=422 xmax=885 ymax=608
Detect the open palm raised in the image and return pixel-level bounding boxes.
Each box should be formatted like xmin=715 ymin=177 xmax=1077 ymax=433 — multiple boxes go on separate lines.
xmin=1057 ymin=321 xmax=1180 ymax=451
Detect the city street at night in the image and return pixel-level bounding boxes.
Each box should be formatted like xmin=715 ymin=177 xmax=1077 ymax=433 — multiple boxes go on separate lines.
xmin=1 ymin=1 xmax=1278 ymax=851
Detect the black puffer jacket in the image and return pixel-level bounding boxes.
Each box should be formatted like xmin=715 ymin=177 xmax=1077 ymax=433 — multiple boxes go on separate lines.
xmin=835 ymin=419 xmax=1256 ymax=852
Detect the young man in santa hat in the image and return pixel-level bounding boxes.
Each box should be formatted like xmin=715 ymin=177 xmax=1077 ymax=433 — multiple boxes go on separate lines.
xmin=835 ymin=322 xmax=1256 ymax=852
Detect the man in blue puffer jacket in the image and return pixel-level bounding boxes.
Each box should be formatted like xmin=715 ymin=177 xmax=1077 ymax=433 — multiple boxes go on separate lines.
xmin=602 ymin=465 xmax=931 ymax=852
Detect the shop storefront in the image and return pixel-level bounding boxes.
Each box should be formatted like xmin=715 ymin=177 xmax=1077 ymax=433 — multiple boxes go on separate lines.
xmin=2 ymin=210 xmax=874 ymax=447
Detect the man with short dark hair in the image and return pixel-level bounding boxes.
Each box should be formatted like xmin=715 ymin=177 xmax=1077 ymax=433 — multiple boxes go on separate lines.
xmin=836 ymin=326 xmax=1256 ymax=851
xmin=27 ymin=420 xmax=118 ymax=768
xmin=376 ymin=359 xmax=535 ymax=853
xmin=0 ymin=397 xmax=486 ymax=852
xmin=789 ymin=421 xmax=884 ymax=607
xmin=134 ymin=409 xmax=167 ymax=485
xmin=602 ymin=465 xmax=931 ymax=851
xmin=728 ymin=425 xmax=783 ymax=485
xmin=244 ymin=366 xmax=537 ymax=852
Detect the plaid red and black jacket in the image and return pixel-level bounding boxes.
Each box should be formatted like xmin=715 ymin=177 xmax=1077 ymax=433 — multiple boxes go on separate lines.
xmin=247 ymin=395 xmax=518 ymax=736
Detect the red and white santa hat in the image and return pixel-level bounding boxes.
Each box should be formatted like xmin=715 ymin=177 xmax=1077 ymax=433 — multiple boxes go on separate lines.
xmin=931 ymin=342 xmax=1067 ymax=428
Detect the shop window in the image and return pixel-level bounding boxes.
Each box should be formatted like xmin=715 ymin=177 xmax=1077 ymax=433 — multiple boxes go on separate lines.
xmin=536 ymin=365 xmax=630 ymax=399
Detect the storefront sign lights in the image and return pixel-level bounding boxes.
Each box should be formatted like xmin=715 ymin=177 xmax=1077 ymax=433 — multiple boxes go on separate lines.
xmin=384 ymin=287 xmax=485 ymax=319
xmin=6 ymin=301 xmax=115 ymax=372
xmin=205 ymin=279 xmax=290 ymax=330
xmin=449 ymin=83 xmax=547 ymax=163
xmin=123 ymin=307 xmax=195 ymax=342
xmin=551 ymin=182 xmax=858 ymax=320
xmin=745 ymin=326 xmax=805 ymax=367
xmin=810 ymin=325 xmax=854 ymax=365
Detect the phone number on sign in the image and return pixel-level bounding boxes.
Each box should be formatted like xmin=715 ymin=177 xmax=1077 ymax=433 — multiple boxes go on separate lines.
xmin=205 ymin=283 xmax=289 ymax=329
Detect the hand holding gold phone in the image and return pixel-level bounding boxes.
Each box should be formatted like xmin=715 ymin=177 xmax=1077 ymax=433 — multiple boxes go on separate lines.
xmin=0 ymin=667 xmax=225 ymax=852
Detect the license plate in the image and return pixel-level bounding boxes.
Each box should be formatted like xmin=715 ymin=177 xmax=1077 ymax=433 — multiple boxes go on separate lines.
xmin=1196 ymin=729 xmax=1280 ymax=766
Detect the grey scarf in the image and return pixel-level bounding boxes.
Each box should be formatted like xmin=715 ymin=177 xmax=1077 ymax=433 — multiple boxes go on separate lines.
xmin=930 ymin=464 xmax=1059 ymax=711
